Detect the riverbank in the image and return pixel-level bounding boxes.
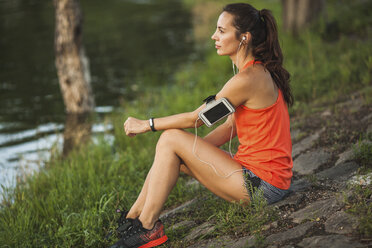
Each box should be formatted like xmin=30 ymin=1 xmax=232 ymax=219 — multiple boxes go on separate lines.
xmin=1 ymin=0 xmax=371 ymax=247
xmin=160 ymin=89 xmax=372 ymax=247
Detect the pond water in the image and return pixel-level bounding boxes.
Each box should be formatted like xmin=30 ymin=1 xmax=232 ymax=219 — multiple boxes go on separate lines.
xmin=0 ymin=0 xmax=194 ymax=191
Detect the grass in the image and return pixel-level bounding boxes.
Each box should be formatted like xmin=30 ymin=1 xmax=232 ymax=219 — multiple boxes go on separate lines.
xmin=1 ymin=0 xmax=372 ymax=247
xmin=345 ymin=184 xmax=372 ymax=238
xmin=342 ymin=133 xmax=372 ymax=238
xmin=354 ymin=136 xmax=372 ymax=175
xmin=165 ymin=188 xmax=275 ymax=247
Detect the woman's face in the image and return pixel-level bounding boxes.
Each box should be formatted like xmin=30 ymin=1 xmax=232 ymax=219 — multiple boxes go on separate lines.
xmin=211 ymin=12 xmax=241 ymax=57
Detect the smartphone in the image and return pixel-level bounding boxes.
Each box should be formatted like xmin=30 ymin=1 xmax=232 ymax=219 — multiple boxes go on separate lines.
xmin=198 ymin=98 xmax=235 ymax=127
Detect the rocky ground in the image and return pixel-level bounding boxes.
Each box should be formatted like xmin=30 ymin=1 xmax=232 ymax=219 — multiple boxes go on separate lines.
xmin=158 ymin=89 xmax=372 ymax=248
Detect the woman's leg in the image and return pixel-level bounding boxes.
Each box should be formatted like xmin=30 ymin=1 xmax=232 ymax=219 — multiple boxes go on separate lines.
xmin=126 ymin=165 xmax=193 ymax=219
xmin=137 ymin=129 xmax=249 ymax=229
xmin=126 ymin=167 xmax=153 ymax=219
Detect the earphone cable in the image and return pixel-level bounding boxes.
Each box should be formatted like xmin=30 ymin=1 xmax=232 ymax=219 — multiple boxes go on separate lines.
xmin=232 ymin=40 xmax=244 ymax=75
xmin=192 ymin=118 xmax=244 ymax=178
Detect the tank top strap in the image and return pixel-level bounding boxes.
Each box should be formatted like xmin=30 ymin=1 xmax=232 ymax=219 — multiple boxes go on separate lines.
xmin=242 ymin=60 xmax=262 ymax=71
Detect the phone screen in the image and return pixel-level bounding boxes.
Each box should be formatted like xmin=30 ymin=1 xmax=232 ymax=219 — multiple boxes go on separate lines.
xmin=203 ymin=102 xmax=230 ymax=124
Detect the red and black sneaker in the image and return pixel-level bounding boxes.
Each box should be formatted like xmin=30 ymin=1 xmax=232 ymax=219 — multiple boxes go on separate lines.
xmin=105 ymin=209 xmax=134 ymax=240
xmin=116 ymin=209 xmax=135 ymax=238
xmin=110 ymin=218 xmax=168 ymax=248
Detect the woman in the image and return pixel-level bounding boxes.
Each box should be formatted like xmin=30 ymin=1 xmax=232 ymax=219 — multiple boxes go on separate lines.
xmin=110 ymin=3 xmax=293 ymax=248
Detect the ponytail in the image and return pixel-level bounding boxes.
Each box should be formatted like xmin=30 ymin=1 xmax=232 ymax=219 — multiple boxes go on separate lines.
xmin=223 ymin=4 xmax=294 ymax=107
xmin=257 ymin=9 xmax=293 ymax=106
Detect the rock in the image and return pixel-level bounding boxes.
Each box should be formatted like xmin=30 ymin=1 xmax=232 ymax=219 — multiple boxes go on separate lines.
xmin=321 ymin=109 xmax=332 ymax=117
xmin=292 ymin=128 xmax=324 ymax=158
xmin=273 ymin=192 xmax=303 ymax=209
xmin=186 ymin=236 xmax=233 ymax=248
xmin=367 ymin=123 xmax=372 ymax=134
xmin=268 ymin=246 xmax=295 ymax=248
xmin=289 ymin=178 xmax=311 ymax=192
xmin=271 ymin=221 xmax=278 ymax=228
xmin=160 ymin=198 xmax=199 ymax=219
xmin=349 ymin=172 xmax=372 ymax=186
xmin=356 ymin=139 xmax=372 ymax=147
xmin=335 ymin=189 xmax=354 ymax=203
xmin=325 ymin=211 xmax=359 ymax=234
xmin=186 ymin=178 xmax=200 ymax=187
xmin=338 ymin=98 xmax=364 ymax=113
xmin=290 ymin=129 xmax=301 ymax=141
xmin=336 ymin=140 xmax=372 ymax=166
xmin=293 ymin=149 xmax=332 ymax=175
xmin=290 ymin=197 xmax=343 ymax=224
xmin=187 ymin=234 xmax=256 ymax=248
xmin=361 ymin=112 xmax=372 ymax=123
xmin=335 ymin=148 xmax=354 ymax=165
xmin=229 ymin=235 xmax=256 ymax=248
xmin=298 ymin=235 xmax=366 ymax=248
xmin=184 ymin=222 xmax=216 ymax=242
xmin=262 ymin=221 xmax=278 ymax=231
xmin=265 ymin=221 xmax=315 ymax=245
xmin=317 ymin=162 xmax=359 ymax=181
xmin=170 ymin=220 xmax=197 ymax=231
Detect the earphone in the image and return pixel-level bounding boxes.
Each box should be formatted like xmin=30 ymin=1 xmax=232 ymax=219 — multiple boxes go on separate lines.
xmin=232 ymin=36 xmax=247 ymax=75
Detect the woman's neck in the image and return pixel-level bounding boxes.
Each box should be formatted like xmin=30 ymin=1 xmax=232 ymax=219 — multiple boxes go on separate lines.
xmin=230 ymin=52 xmax=255 ymax=72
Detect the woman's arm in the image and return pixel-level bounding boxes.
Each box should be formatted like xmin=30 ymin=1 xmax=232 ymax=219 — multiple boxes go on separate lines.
xmin=124 ymin=104 xmax=205 ymax=137
xmin=201 ymin=71 xmax=256 ymax=145
xmin=203 ymin=115 xmax=237 ymax=147
xmin=124 ymin=71 xmax=254 ymax=137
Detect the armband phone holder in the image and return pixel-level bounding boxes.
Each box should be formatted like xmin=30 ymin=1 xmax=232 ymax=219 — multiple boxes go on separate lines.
xmin=198 ymin=95 xmax=235 ymax=127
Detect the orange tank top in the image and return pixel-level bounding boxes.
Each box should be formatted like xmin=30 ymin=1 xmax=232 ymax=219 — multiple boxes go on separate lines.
xmin=233 ymin=61 xmax=293 ymax=190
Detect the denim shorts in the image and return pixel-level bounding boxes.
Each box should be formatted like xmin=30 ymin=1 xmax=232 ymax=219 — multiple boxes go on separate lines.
xmin=242 ymin=167 xmax=290 ymax=204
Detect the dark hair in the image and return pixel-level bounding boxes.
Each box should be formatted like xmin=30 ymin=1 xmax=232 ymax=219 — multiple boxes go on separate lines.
xmin=223 ymin=3 xmax=293 ymax=106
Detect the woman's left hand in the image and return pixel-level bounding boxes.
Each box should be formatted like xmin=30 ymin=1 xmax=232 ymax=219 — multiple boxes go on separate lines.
xmin=123 ymin=117 xmax=150 ymax=137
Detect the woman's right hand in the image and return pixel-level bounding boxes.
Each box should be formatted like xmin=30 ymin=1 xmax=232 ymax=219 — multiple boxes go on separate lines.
xmin=123 ymin=117 xmax=150 ymax=137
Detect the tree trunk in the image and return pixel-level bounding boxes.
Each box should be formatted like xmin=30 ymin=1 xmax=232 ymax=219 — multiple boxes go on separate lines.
xmin=54 ymin=0 xmax=94 ymax=114
xmin=282 ymin=0 xmax=325 ymax=35
xmin=282 ymin=0 xmax=297 ymax=34
xmin=62 ymin=113 xmax=92 ymax=157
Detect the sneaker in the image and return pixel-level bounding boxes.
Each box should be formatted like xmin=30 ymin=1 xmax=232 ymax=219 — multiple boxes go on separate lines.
xmin=116 ymin=209 xmax=134 ymax=238
xmin=105 ymin=209 xmax=134 ymax=240
xmin=110 ymin=218 xmax=168 ymax=248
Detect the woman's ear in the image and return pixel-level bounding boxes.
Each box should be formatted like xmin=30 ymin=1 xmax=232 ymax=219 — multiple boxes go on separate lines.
xmin=242 ymin=32 xmax=251 ymax=43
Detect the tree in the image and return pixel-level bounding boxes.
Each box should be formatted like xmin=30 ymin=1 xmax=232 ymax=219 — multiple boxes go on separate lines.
xmin=54 ymin=0 xmax=94 ymax=156
xmin=54 ymin=0 xmax=94 ymax=113
xmin=282 ymin=0 xmax=325 ymax=35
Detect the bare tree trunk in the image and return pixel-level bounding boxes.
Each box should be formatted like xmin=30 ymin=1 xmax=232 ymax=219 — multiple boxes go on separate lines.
xmin=54 ymin=0 xmax=94 ymax=114
xmin=282 ymin=0 xmax=325 ymax=35
xmin=54 ymin=0 xmax=94 ymax=157
xmin=282 ymin=0 xmax=297 ymax=34
xmin=62 ymin=113 xmax=92 ymax=157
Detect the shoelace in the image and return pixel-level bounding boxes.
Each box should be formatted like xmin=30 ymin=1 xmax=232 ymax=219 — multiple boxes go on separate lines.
xmin=124 ymin=221 xmax=142 ymax=239
xmin=104 ymin=209 xmax=129 ymax=240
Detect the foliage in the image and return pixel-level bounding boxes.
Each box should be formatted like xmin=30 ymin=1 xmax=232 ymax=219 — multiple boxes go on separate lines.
xmin=353 ymin=136 xmax=372 ymax=174
xmin=342 ymin=133 xmax=372 ymax=238
xmin=345 ymin=184 xmax=372 ymax=238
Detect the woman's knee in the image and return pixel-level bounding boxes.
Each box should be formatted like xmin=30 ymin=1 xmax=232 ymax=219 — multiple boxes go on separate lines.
xmin=156 ymin=129 xmax=184 ymax=151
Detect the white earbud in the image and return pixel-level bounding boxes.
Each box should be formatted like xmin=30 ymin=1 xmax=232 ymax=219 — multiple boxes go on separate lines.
xmin=242 ymin=36 xmax=246 ymax=40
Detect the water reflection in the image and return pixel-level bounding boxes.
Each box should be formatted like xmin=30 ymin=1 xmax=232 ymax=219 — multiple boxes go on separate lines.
xmin=0 ymin=0 xmax=194 ymax=190
xmin=0 ymin=0 xmax=193 ymax=127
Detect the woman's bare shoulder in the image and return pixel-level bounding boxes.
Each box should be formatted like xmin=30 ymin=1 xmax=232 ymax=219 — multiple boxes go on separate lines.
xmin=240 ymin=66 xmax=278 ymax=108
xmin=225 ymin=65 xmax=268 ymax=93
